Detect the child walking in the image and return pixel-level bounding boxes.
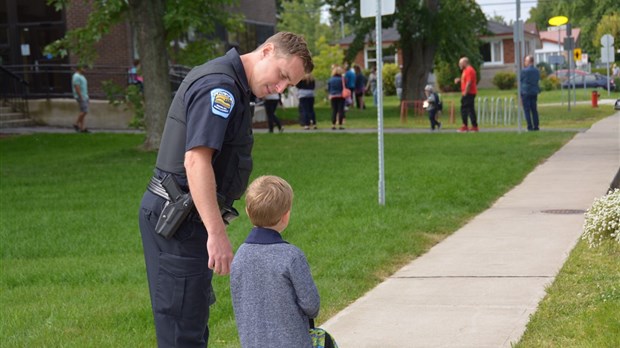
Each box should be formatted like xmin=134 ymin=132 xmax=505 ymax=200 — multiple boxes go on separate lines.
xmin=231 ymin=175 xmax=320 ymax=348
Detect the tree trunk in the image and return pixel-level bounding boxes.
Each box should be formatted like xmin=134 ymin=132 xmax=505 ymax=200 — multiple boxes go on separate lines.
xmin=128 ymin=0 xmax=170 ymax=151
xmin=398 ymin=0 xmax=440 ymax=102
xmin=402 ymin=41 xmax=437 ymax=101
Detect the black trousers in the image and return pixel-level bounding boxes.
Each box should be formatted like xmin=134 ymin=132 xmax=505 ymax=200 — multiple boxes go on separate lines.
xmin=299 ymin=97 xmax=316 ymax=126
xmin=331 ymin=97 xmax=345 ymax=125
xmin=460 ymin=94 xmax=478 ymax=127
xmin=139 ymin=190 xmax=214 ymax=348
xmin=264 ymin=100 xmax=282 ymax=132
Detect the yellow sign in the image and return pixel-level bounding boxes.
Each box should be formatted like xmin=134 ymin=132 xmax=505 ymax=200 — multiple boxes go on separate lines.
xmin=548 ymin=16 xmax=568 ymax=26
xmin=574 ymin=48 xmax=582 ymax=62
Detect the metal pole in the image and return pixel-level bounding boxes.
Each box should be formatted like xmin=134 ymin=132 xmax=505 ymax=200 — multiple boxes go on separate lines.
xmin=515 ymin=0 xmax=522 ymax=133
xmin=376 ymin=0 xmax=385 ymax=206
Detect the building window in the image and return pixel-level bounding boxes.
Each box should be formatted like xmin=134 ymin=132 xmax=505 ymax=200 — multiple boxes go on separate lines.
xmin=481 ymin=40 xmax=503 ymax=65
xmin=364 ymin=45 xmax=397 ymax=69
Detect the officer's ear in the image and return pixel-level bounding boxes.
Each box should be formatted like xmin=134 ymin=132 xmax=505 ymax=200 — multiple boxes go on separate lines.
xmin=261 ymin=43 xmax=275 ymax=59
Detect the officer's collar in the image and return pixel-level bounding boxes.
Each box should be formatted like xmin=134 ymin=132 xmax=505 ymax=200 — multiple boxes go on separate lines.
xmin=244 ymin=227 xmax=288 ymax=245
xmin=225 ymin=49 xmax=251 ymax=96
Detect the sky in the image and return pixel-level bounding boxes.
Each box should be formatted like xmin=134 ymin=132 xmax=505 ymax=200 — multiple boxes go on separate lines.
xmin=476 ymin=0 xmax=538 ymax=24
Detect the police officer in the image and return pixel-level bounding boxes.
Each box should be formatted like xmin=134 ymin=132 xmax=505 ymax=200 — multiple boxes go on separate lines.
xmin=138 ymin=32 xmax=313 ymax=347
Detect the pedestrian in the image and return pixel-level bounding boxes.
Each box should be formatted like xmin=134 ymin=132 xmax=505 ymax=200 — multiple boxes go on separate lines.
xmin=327 ymin=66 xmax=346 ymax=130
xmin=138 ymin=31 xmax=313 ymax=348
xmin=520 ymin=55 xmax=541 ymax=131
xmin=366 ymin=66 xmax=377 ymax=106
xmin=454 ymin=57 xmax=478 ymax=132
xmin=613 ymin=63 xmax=619 ymax=78
xmin=264 ymin=92 xmax=284 ymax=133
xmin=395 ymin=66 xmax=403 ymax=100
xmin=128 ymin=58 xmax=144 ymax=93
xmin=296 ymin=73 xmax=317 ymax=129
xmin=231 ymin=175 xmax=320 ymax=348
xmin=354 ymin=64 xmax=367 ymax=109
xmin=423 ymin=84 xmax=442 ymax=131
xmin=71 ymin=65 xmax=90 ymax=133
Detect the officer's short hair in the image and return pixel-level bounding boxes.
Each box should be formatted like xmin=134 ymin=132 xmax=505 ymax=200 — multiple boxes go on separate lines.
xmin=261 ymin=31 xmax=314 ymax=74
xmin=245 ymin=175 xmax=294 ymax=227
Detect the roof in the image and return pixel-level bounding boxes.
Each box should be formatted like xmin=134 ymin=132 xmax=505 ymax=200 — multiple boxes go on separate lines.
xmin=338 ymin=27 xmax=400 ymax=46
xmin=539 ymin=28 xmax=580 ymax=44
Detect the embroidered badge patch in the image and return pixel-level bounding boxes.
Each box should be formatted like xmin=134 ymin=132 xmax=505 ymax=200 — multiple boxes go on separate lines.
xmin=211 ymin=88 xmax=235 ymax=118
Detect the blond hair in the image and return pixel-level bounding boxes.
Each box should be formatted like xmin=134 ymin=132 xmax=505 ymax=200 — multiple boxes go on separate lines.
xmin=260 ymin=32 xmax=314 ymax=74
xmin=245 ymin=175 xmax=294 ymax=227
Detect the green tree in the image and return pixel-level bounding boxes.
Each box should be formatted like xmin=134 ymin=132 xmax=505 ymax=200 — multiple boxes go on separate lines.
xmin=594 ymin=12 xmax=620 ymax=49
xmin=45 ymin=0 xmax=241 ymax=150
xmin=277 ymin=0 xmax=334 ymax=55
xmin=325 ymin=0 xmax=486 ymax=101
xmin=528 ymin=0 xmax=620 ymax=59
xmin=312 ymin=35 xmax=344 ymax=82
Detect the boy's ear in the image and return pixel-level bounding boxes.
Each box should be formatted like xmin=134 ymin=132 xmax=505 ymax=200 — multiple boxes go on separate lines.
xmin=281 ymin=210 xmax=291 ymax=223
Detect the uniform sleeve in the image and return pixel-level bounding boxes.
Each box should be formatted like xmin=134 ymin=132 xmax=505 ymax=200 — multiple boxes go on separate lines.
xmin=289 ymin=251 xmax=320 ymax=319
xmin=184 ymin=75 xmax=240 ymax=153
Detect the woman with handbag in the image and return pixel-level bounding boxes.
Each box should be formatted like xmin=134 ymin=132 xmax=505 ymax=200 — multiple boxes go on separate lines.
xmin=327 ymin=66 xmax=348 ymax=130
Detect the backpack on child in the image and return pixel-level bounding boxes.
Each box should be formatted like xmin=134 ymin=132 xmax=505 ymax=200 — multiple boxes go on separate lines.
xmin=309 ymin=319 xmax=338 ymax=348
xmin=433 ymin=92 xmax=443 ymax=111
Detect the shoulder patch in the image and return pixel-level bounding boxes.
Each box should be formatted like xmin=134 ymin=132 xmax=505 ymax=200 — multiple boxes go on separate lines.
xmin=210 ymin=88 xmax=235 ymax=118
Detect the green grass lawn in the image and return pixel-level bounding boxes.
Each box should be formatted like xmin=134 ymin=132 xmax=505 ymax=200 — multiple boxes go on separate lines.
xmin=1 ymin=131 xmax=576 ymax=347
xmin=516 ymin=240 xmax=620 ymax=348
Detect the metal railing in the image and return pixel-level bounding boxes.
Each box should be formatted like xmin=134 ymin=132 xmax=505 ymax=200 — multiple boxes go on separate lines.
xmin=1 ymin=65 xmax=30 ymax=117
xmin=1 ymin=63 xmax=191 ymax=100
xmin=477 ymin=96 xmax=518 ymax=126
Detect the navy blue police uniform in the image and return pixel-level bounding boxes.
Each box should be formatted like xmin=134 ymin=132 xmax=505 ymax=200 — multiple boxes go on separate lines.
xmin=138 ymin=48 xmax=253 ymax=348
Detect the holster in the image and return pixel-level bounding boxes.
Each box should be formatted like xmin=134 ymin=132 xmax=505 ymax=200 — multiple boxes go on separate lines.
xmin=147 ymin=175 xmax=240 ymax=239
xmin=149 ymin=175 xmax=194 ymax=239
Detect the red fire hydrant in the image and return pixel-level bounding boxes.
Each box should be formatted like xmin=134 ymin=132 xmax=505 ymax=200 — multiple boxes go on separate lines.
xmin=591 ymin=90 xmax=600 ymax=108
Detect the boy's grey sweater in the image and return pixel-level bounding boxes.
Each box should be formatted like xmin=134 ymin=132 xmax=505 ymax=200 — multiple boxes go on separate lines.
xmin=230 ymin=227 xmax=320 ymax=348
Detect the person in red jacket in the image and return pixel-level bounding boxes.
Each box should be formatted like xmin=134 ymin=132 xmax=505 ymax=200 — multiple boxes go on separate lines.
xmin=454 ymin=57 xmax=478 ymax=132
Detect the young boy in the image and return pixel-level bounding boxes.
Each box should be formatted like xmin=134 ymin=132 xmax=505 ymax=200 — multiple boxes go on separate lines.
xmin=231 ymin=175 xmax=320 ymax=348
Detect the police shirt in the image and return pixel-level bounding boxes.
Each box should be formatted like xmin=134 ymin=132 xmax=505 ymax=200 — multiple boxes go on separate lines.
xmin=184 ymin=50 xmax=251 ymax=157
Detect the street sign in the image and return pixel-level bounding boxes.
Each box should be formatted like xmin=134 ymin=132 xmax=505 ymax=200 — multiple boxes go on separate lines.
xmin=513 ymin=20 xmax=523 ymax=42
xmin=360 ymin=0 xmax=395 ymax=18
xmin=601 ymin=34 xmax=614 ymax=47
xmin=548 ymin=55 xmax=565 ymax=65
xmin=573 ymin=48 xmax=581 ymax=62
xmin=563 ymin=37 xmax=574 ymax=50
xmin=548 ymin=16 xmax=568 ymax=26
xmin=601 ymin=46 xmax=615 ymax=63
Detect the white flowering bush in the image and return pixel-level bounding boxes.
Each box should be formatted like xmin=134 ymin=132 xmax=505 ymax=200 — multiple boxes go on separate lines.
xmin=581 ymin=188 xmax=620 ymax=248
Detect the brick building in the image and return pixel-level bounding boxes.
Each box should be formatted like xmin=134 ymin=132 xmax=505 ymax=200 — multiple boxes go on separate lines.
xmin=1 ymin=0 xmax=277 ymax=98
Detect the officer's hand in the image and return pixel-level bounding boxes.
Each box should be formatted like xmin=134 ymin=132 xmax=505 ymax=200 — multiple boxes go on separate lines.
xmin=206 ymin=225 xmax=233 ymax=275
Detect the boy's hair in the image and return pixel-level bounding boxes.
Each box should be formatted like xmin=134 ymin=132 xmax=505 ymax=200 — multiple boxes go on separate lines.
xmin=245 ymin=175 xmax=294 ymax=227
xmin=260 ymin=31 xmax=314 ymax=74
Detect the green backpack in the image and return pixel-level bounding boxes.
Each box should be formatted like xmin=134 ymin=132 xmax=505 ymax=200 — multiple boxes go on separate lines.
xmin=309 ymin=319 xmax=338 ymax=348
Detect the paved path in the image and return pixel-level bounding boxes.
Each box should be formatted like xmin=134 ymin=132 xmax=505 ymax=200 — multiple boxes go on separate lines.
xmin=321 ymin=113 xmax=620 ymax=347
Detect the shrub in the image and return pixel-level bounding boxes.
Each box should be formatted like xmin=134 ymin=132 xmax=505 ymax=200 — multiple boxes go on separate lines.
xmin=435 ymin=60 xmax=461 ymax=92
xmin=581 ymin=188 xmax=620 ymax=248
xmin=540 ymin=76 xmax=560 ymax=91
xmin=492 ymin=72 xmax=516 ymax=90
xmin=536 ymin=62 xmax=552 ymax=79
xmin=382 ymin=63 xmax=399 ymax=96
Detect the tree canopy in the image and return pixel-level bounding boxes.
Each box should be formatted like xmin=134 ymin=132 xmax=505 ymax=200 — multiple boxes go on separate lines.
xmin=325 ymin=0 xmax=486 ymax=99
xmin=528 ymin=0 xmax=620 ymax=59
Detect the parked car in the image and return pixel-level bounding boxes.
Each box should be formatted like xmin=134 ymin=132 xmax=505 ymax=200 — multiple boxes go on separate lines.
xmin=548 ymin=69 xmax=588 ymax=80
xmin=561 ymin=73 xmax=616 ymax=90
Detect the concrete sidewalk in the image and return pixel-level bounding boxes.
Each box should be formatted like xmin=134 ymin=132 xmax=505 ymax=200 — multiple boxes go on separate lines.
xmin=322 ymin=113 xmax=620 ymax=347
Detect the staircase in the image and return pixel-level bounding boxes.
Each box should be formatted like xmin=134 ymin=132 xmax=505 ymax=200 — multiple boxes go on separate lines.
xmin=0 ymin=104 xmax=36 ymax=128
